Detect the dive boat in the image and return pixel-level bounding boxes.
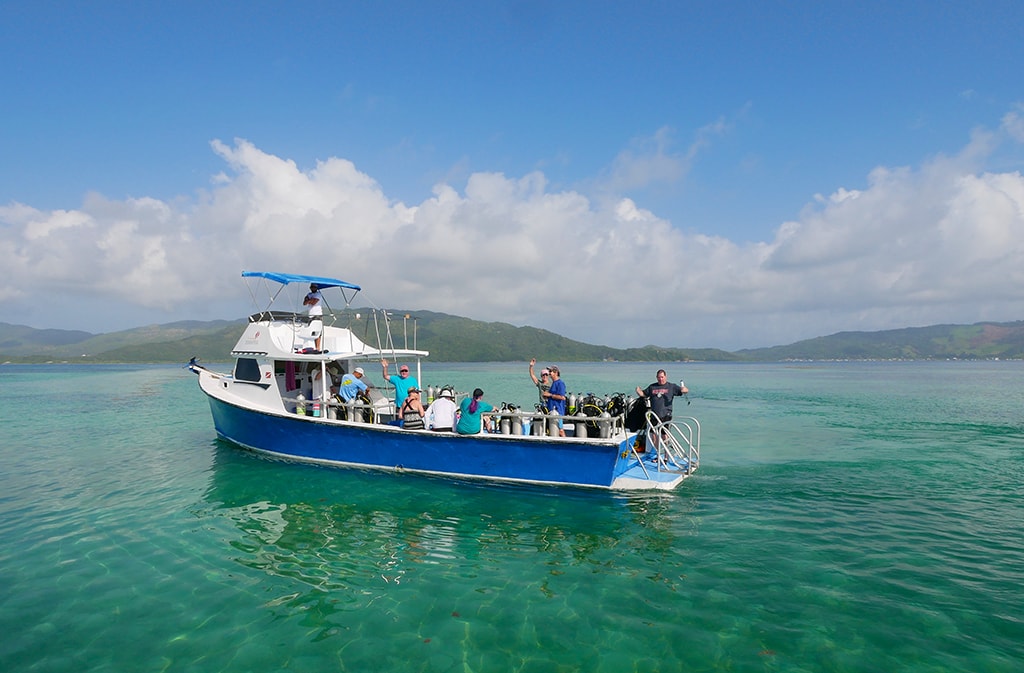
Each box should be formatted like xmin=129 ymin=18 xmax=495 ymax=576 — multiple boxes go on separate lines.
xmin=188 ymin=271 xmax=700 ymax=490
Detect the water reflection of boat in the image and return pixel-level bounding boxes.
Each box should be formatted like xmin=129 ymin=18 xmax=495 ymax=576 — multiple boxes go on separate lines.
xmin=200 ymin=442 xmax=690 ymax=599
xmin=189 ymin=272 xmax=700 ymax=490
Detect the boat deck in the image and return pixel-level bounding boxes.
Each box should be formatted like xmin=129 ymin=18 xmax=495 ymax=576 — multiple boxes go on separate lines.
xmin=611 ymin=449 xmax=695 ymax=490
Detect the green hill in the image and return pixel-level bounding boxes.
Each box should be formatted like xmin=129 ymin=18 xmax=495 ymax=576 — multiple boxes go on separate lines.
xmin=0 ymin=313 xmax=732 ymax=364
xmin=737 ymin=321 xmax=1024 ymax=360
xmin=3 ymin=316 xmax=1023 ymax=364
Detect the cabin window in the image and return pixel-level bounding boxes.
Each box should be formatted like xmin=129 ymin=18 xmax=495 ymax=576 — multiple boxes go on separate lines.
xmin=235 ymin=358 xmax=262 ymax=382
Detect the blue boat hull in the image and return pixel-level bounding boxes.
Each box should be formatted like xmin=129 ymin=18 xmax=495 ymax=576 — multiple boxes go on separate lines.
xmin=205 ymin=394 xmax=634 ymax=488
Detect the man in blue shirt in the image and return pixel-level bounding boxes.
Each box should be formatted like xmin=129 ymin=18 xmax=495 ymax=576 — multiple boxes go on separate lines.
xmin=381 ymin=358 xmax=419 ymax=410
xmin=543 ymin=365 xmax=567 ymax=437
xmin=338 ymin=367 xmax=368 ymax=401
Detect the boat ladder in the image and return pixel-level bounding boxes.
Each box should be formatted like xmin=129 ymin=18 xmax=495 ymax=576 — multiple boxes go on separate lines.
xmin=641 ymin=412 xmax=700 ymax=475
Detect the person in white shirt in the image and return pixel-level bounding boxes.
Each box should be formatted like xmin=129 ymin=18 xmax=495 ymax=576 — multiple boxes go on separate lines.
xmin=303 ymin=283 xmax=324 ymax=351
xmin=425 ymin=388 xmax=458 ymax=432
xmin=311 ymin=367 xmax=333 ymax=402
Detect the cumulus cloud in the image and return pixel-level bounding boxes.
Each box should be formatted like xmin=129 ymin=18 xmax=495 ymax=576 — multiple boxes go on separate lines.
xmin=1003 ymin=103 xmax=1024 ymax=142
xmin=2 ymin=119 xmax=1024 ymax=350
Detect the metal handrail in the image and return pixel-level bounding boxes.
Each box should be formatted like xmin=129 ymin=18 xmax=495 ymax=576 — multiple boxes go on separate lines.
xmin=643 ymin=412 xmax=700 ymax=475
xmin=289 ymin=395 xmax=382 ymax=423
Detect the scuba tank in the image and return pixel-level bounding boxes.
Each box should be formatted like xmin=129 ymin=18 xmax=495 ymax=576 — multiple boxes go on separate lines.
xmin=547 ymin=412 xmax=560 ymax=437
xmin=573 ymin=405 xmax=587 ymax=438
xmin=532 ymin=404 xmax=546 ymax=436
xmin=295 ymin=394 xmax=306 ymax=415
xmin=509 ymin=404 xmax=523 ymax=436
xmin=499 ymin=403 xmax=512 ymax=435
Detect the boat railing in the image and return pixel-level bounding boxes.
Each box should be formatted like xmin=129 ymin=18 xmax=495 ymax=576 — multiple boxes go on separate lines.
xmin=490 ymin=408 xmax=626 ymax=438
xmin=289 ymin=395 xmax=388 ymax=424
xmin=644 ymin=412 xmax=700 ymax=475
xmin=286 ymin=396 xmax=628 ymax=438
xmin=282 ymin=390 xmax=640 ymax=441
xmin=249 ymin=311 xmax=314 ymax=324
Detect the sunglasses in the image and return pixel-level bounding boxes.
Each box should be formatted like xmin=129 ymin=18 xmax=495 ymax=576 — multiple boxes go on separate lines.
xmin=399 ymin=369 xmax=409 ymax=374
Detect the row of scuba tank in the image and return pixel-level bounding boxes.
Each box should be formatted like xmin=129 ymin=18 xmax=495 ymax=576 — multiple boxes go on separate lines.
xmin=488 ymin=392 xmax=634 ymax=438
xmin=420 ymin=387 xmax=630 ymax=416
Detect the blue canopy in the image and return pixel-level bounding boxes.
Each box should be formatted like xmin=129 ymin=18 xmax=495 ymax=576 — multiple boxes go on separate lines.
xmin=242 ymin=271 xmax=361 ymax=291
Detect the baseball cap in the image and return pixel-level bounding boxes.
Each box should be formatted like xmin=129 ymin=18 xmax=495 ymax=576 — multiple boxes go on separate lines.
xmin=354 ymin=367 xmax=364 ymax=375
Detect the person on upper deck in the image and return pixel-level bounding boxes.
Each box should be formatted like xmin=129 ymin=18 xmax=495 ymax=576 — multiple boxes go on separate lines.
xmin=543 ymin=365 xmax=567 ymax=437
xmin=456 ymin=388 xmax=495 ymax=435
xmin=381 ymin=358 xmax=419 ymax=410
xmin=528 ymin=359 xmax=551 ymax=406
xmin=399 ymin=387 xmax=426 ymax=430
xmin=636 ymin=369 xmax=689 ymax=423
xmin=425 ymin=387 xmax=457 ymax=432
xmin=303 ymin=283 xmax=324 ymax=351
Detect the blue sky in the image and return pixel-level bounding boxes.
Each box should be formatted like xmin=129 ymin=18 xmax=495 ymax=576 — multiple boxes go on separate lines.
xmin=3 ymin=1 xmax=1024 ymax=350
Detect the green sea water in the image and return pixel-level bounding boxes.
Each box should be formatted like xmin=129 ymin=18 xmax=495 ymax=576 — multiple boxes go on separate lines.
xmin=1 ymin=361 xmax=1022 ymax=672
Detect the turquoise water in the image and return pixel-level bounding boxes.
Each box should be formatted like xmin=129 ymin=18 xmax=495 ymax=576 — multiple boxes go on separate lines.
xmin=1 ymin=361 xmax=1022 ymax=672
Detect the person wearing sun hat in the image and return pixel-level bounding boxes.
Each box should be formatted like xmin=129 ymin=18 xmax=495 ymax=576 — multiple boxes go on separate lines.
xmin=338 ymin=366 xmax=368 ymax=402
xmin=425 ymin=387 xmax=457 ymax=432
xmin=381 ymin=358 xmax=419 ymax=410
xmin=528 ymin=358 xmax=551 ymax=405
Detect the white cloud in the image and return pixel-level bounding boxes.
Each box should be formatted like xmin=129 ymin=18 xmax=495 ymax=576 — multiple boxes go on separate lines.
xmin=2 ymin=120 xmax=1024 ymax=350
xmin=597 ymin=119 xmax=731 ymax=197
xmin=1002 ymin=103 xmax=1024 ymax=142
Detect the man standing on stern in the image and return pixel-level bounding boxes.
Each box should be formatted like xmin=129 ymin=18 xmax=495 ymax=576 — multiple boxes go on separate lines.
xmin=636 ymin=369 xmax=689 ymax=423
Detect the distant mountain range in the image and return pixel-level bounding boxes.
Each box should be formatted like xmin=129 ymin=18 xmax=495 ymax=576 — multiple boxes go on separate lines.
xmin=2 ymin=314 xmax=1023 ymax=364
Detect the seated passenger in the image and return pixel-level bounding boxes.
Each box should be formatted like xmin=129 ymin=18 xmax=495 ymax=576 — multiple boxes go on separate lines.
xmin=399 ymin=388 xmax=426 ymax=430
xmin=456 ymin=388 xmax=495 ymax=435
xmin=425 ymin=387 xmax=457 ymax=432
